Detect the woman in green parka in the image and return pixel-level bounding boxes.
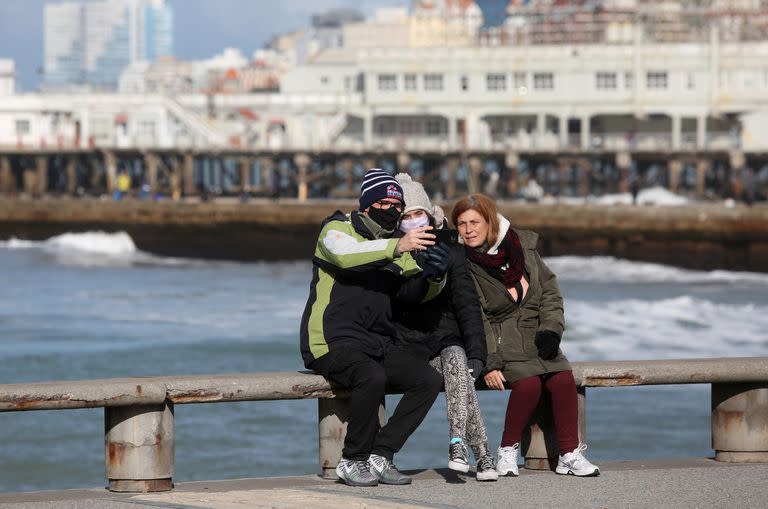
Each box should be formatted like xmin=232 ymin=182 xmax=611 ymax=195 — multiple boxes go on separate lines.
xmin=451 ymin=194 xmax=600 ymax=478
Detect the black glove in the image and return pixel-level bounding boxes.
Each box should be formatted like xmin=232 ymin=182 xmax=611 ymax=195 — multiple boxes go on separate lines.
xmin=424 ymin=243 xmax=453 ymax=279
xmin=534 ymin=330 xmax=561 ymax=360
xmin=467 ymin=358 xmax=485 ymax=382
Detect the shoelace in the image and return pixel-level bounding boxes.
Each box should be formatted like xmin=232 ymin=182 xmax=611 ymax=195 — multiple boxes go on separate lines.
xmin=354 ymin=459 xmax=372 ymax=474
xmin=566 ymin=444 xmax=589 ymax=465
xmin=450 ymin=442 xmax=468 ymax=460
xmin=478 ymin=456 xmax=494 ymax=471
xmin=500 ymin=445 xmax=519 ymax=462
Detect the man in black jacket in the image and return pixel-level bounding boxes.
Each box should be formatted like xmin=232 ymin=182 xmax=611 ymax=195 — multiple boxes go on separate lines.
xmin=300 ymin=169 xmax=445 ymax=487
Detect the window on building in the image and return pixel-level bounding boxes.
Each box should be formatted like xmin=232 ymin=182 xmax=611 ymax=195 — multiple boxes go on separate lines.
xmin=686 ymin=72 xmax=695 ymax=90
xmin=377 ymin=74 xmax=397 ymax=92
xmin=646 ymin=71 xmax=668 ymax=89
xmin=486 ymin=73 xmax=507 ymax=92
xmin=513 ymin=72 xmax=527 ymax=89
xmin=533 ymin=72 xmax=554 ymax=90
xmin=625 ymin=72 xmax=634 ymax=89
xmin=426 ymin=118 xmax=444 ymax=135
xmin=404 ymin=73 xmax=417 ymax=91
xmin=596 ymin=72 xmax=617 ymax=89
xmin=424 ymin=73 xmax=443 ymax=91
xmin=460 ymin=75 xmax=469 ymax=91
xmin=138 ymin=120 xmax=156 ymax=137
xmin=15 ymin=119 xmax=30 ymax=136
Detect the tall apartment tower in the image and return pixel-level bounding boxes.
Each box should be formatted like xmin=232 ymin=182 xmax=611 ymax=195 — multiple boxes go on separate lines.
xmin=44 ymin=0 xmax=173 ymax=90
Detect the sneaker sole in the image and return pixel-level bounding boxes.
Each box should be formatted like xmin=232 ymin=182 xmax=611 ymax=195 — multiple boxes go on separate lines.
xmin=337 ymin=477 xmax=379 ymax=487
xmin=555 ymin=467 xmax=600 ymax=477
xmin=377 ymin=477 xmax=412 ymax=485
xmin=448 ymin=460 xmax=470 ymax=473
xmin=495 ymin=468 xmax=519 ymax=477
xmin=476 ymin=471 xmax=499 ymax=481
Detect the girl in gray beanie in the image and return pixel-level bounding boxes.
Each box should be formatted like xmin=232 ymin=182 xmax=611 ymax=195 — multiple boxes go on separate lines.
xmin=391 ymin=173 xmax=497 ymax=481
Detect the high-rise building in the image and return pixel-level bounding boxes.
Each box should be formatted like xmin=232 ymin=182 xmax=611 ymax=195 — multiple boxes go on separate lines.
xmin=44 ymin=0 xmax=173 ymax=90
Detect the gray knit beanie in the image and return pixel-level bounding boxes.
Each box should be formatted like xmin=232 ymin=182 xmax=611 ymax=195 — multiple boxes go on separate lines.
xmin=394 ymin=173 xmax=446 ymax=225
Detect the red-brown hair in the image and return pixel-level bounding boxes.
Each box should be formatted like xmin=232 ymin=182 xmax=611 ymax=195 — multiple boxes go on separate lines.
xmin=451 ymin=194 xmax=500 ymax=247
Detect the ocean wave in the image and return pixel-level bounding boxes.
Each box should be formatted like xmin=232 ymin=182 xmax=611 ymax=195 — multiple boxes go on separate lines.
xmin=564 ymin=295 xmax=768 ymax=360
xmin=0 ymin=231 xmax=207 ymax=267
xmin=547 ymin=256 xmax=768 ymax=285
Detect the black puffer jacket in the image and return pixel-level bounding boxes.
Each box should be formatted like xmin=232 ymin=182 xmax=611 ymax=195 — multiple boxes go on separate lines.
xmin=392 ymin=243 xmax=487 ymax=363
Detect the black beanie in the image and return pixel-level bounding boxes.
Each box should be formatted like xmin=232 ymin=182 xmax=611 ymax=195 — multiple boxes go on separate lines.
xmin=359 ymin=169 xmax=404 ymax=211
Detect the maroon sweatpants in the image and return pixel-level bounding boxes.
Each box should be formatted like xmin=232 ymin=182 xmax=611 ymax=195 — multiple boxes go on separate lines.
xmin=500 ymin=370 xmax=579 ymax=455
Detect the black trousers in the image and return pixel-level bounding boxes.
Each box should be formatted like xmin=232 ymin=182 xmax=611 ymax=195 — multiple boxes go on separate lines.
xmin=310 ymin=347 xmax=442 ymax=461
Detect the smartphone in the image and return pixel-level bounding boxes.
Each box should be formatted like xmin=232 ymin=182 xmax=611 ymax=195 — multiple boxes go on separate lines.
xmin=434 ymin=229 xmax=459 ymax=245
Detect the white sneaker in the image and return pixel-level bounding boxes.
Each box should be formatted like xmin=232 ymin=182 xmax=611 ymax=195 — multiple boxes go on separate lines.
xmin=496 ymin=443 xmax=520 ymax=476
xmin=556 ymin=444 xmax=600 ymax=477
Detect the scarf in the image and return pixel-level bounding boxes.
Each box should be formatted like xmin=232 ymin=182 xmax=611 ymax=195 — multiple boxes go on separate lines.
xmin=466 ymin=228 xmax=525 ymax=298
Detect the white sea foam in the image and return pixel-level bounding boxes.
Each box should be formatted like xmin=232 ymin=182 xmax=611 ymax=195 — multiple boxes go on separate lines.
xmin=546 ymin=256 xmax=768 ymax=285
xmin=0 ymin=231 xmax=200 ymax=267
xmin=565 ymin=295 xmax=768 ymax=360
xmin=589 ymin=186 xmax=690 ymax=206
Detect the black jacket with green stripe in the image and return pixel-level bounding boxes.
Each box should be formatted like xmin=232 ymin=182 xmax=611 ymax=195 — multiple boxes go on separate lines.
xmin=300 ymin=211 xmax=425 ymax=368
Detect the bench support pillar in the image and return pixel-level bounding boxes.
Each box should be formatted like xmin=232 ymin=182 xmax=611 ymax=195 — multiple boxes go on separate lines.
xmin=522 ymin=386 xmax=586 ymax=470
xmin=318 ymin=398 xmax=386 ymax=479
xmin=712 ymin=382 xmax=768 ymax=463
xmin=105 ymin=401 xmax=174 ymax=492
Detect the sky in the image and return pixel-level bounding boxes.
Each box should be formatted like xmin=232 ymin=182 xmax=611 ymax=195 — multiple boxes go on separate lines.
xmin=0 ymin=0 xmax=406 ymax=91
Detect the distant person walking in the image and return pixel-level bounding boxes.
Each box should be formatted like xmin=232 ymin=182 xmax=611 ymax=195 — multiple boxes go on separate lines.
xmin=452 ymin=194 xmax=600 ymax=478
xmin=391 ymin=173 xmax=498 ymax=481
xmin=300 ymin=169 xmax=443 ymax=487
xmin=115 ymin=170 xmax=131 ymax=200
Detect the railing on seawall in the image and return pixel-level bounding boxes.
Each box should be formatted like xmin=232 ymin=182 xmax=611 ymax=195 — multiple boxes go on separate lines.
xmin=1 ymin=357 xmax=767 ymax=493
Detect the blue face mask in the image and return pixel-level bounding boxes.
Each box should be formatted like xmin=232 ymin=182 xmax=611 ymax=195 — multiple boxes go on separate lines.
xmin=399 ymin=213 xmax=430 ymax=232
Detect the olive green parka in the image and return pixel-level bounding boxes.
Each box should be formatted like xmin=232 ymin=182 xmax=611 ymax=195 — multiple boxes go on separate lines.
xmin=467 ymin=214 xmax=571 ymax=384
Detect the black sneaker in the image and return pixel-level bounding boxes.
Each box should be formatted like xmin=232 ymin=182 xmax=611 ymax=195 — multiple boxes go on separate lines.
xmin=367 ymin=454 xmax=412 ymax=485
xmin=476 ymin=454 xmax=499 ymax=481
xmin=335 ymin=458 xmax=379 ymax=487
xmin=448 ymin=440 xmax=470 ymax=473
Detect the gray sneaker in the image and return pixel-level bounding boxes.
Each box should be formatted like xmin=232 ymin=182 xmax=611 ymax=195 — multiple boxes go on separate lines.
xmin=367 ymin=454 xmax=412 ymax=485
xmin=335 ymin=458 xmax=379 ymax=487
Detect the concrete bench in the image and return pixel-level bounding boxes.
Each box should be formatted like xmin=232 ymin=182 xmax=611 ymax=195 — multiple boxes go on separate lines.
xmin=1 ymin=358 xmax=767 ymax=492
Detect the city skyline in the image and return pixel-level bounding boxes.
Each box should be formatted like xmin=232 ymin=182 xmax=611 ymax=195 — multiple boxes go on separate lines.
xmin=0 ymin=0 xmax=406 ymax=91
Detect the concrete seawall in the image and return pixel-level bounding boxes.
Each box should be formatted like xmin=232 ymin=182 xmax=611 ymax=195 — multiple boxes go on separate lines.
xmin=1 ymin=197 xmax=767 ymax=271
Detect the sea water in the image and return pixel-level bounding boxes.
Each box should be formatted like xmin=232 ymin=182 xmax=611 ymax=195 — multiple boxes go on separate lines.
xmin=1 ymin=232 xmax=767 ymax=492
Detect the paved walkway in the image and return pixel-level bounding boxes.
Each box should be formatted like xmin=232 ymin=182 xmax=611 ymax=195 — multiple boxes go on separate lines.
xmin=1 ymin=459 xmax=767 ymax=509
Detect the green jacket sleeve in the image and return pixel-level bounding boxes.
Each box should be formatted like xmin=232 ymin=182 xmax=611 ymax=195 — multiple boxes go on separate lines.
xmin=535 ymin=251 xmax=565 ymax=336
xmin=315 ymin=220 xmax=421 ymax=276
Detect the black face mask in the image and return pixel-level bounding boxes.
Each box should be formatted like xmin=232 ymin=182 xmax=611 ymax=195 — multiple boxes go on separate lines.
xmin=367 ymin=206 xmax=401 ymax=232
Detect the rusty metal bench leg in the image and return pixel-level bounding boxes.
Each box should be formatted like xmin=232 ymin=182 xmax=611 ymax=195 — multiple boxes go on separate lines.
xmin=712 ymin=382 xmax=768 ymax=463
xmin=105 ymin=401 xmax=174 ymax=492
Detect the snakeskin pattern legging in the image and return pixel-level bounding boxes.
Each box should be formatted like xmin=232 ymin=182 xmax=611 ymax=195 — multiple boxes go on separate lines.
xmin=429 ymin=345 xmax=490 ymax=459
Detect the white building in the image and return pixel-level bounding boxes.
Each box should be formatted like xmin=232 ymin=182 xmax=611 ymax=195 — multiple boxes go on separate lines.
xmin=44 ymin=0 xmax=173 ymax=91
xmin=2 ymin=2 xmax=767 ymax=154
xmin=0 ymin=60 xmax=14 ymax=96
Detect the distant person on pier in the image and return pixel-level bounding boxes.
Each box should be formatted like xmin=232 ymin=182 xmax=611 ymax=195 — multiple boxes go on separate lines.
xmin=300 ymin=169 xmax=443 ymax=487
xmin=452 ymin=194 xmax=600 ymax=478
xmin=115 ymin=170 xmax=131 ymax=201
xmin=391 ymin=173 xmax=498 ymax=481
